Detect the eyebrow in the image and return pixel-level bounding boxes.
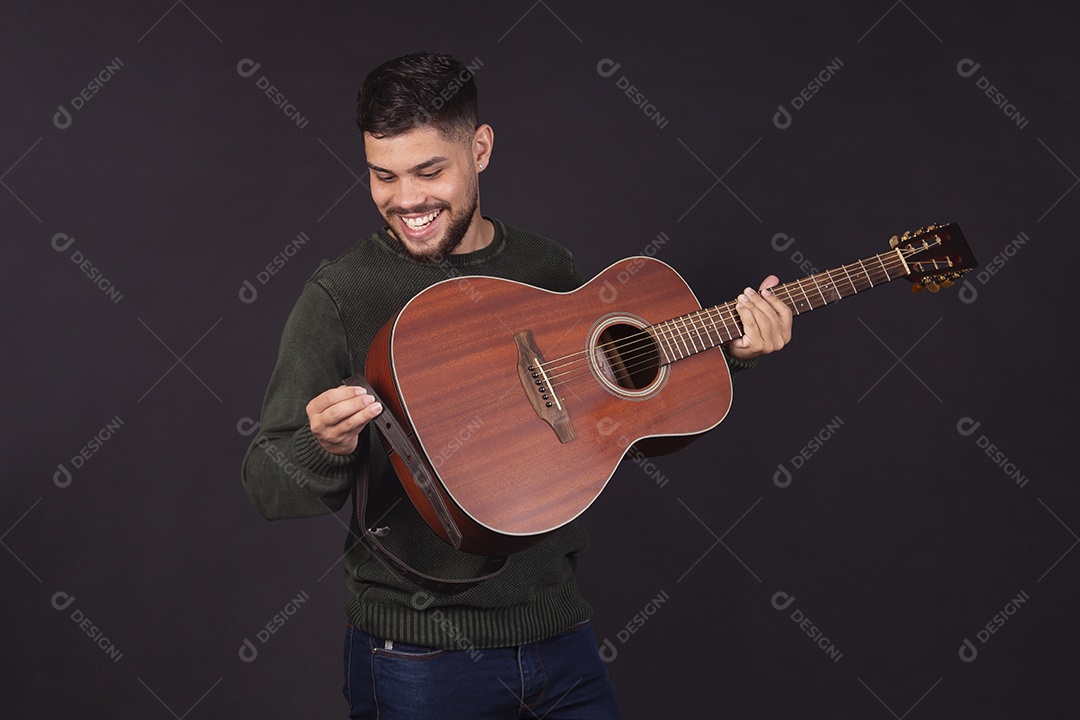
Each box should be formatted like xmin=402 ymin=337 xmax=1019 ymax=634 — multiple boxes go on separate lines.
xmin=367 ymin=156 xmax=449 ymax=175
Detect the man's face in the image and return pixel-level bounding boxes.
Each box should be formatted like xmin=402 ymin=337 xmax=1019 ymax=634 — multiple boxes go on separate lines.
xmin=364 ymin=125 xmax=481 ymax=262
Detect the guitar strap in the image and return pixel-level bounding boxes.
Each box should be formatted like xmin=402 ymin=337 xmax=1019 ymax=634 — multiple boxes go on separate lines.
xmin=343 ymin=373 xmax=507 ymax=595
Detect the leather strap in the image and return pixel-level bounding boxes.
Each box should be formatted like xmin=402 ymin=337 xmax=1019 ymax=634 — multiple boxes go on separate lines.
xmin=343 ymin=372 xmax=507 ymax=595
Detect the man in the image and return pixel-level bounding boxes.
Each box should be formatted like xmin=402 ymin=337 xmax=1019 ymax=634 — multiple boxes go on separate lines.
xmin=242 ymin=51 xmax=792 ymax=719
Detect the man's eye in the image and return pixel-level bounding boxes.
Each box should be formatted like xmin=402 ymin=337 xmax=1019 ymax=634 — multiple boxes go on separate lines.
xmin=376 ymin=175 xmax=395 ymax=183
xmin=419 ymin=170 xmax=441 ymax=179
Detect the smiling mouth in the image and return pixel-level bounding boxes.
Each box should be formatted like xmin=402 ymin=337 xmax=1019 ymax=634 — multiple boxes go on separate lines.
xmin=398 ymin=209 xmax=442 ymax=236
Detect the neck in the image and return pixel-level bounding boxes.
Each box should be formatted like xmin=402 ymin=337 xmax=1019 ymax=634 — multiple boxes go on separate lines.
xmin=454 ymin=213 xmax=493 ymax=255
xmin=647 ymin=247 xmax=910 ymax=364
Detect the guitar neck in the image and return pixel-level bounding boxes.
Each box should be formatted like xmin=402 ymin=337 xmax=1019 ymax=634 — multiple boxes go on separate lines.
xmin=648 ymin=248 xmax=909 ymax=363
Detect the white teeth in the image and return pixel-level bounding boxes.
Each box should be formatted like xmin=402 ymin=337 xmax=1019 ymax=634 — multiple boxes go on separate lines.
xmin=402 ymin=210 xmax=439 ymax=230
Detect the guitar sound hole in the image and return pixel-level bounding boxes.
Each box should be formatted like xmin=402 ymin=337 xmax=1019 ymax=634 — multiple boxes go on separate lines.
xmin=596 ymin=324 xmax=660 ymax=390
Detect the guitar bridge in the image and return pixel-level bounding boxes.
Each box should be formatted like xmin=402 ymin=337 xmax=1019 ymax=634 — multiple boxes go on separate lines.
xmin=514 ymin=330 xmax=576 ymax=443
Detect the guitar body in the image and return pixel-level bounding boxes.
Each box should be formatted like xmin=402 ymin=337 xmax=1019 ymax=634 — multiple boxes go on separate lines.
xmin=364 ymin=223 xmax=977 ymax=557
xmin=366 ymin=257 xmax=732 ymax=555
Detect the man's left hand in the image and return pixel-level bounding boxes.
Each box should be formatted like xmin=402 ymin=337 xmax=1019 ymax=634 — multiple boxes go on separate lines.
xmin=727 ymin=275 xmax=793 ymax=360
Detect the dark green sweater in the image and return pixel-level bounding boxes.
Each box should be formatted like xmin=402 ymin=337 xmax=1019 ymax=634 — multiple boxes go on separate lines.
xmin=242 ymin=218 xmax=752 ymax=649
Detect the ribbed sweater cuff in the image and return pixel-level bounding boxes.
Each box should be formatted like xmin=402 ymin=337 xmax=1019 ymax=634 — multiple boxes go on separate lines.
xmin=292 ymin=423 xmax=358 ymax=475
xmin=728 ymin=356 xmax=758 ymax=373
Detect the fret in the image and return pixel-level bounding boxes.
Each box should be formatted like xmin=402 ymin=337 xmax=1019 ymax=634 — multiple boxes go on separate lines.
xmin=875 ymin=253 xmax=890 ymax=282
xmin=683 ymin=314 xmax=703 ymax=353
xmin=647 ymin=245 xmax=922 ymax=367
xmin=661 ymin=321 xmax=683 ymax=360
xmin=778 ymin=285 xmax=800 ymax=315
xmin=673 ymin=317 xmax=692 ymax=356
xmin=840 ymin=263 xmax=858 ymax=295
xmin=857 ymin=258 xmax=874 ymax=288
xmin=649 ymin=325 xmax=674 ymax=364
xmin=696 ymin=311 xmax=719 ymax=347
xmin=809 ymin=273 xmax=829 ymax=307
xmin=796 ymin=279 xmax=813 ymax=313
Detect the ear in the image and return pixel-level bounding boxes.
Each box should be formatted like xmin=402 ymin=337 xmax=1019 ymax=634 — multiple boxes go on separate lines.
xmin=473 ymin=124 xmax=494 ymax=172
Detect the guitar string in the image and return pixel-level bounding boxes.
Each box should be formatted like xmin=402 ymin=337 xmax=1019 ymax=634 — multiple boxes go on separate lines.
xmin=543 ymin=246 xmax=940 ymax=396
xmin=539 ymin=254 xmax=908 ymax=383
xmin=535 ymin=254 xmax=913 ymax=397
xmin=536 ymin=238 xmax=944 ymax=383
xmin=538 ymin=259 xmax=899 ymax=394
xmin=538 ymin=252 xmax=908 ymax=379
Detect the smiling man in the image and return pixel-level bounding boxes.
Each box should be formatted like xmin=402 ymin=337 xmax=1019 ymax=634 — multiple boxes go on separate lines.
xmin=242 ymin=51 xmax=791 ymax=719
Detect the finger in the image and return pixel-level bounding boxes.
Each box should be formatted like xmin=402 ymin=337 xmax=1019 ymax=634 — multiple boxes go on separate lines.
xmin=736 ymin=289 xmax=762 ymax=348
xmin=326 ymin=400 xmax=384 ymax=437
xmin=316 ymin=393 xmax=382 ymax=429
xmin=758 ymin=287 xmax=793 ymax=340
xmin=307 ymin=385 xmax=372 ymax=415
xmin=741 ymin=286 xmax=788 ymax=352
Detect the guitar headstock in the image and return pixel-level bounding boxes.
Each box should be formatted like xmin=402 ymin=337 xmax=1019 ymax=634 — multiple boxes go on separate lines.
xmin=890 ymin=223 xmax=978 ymax=293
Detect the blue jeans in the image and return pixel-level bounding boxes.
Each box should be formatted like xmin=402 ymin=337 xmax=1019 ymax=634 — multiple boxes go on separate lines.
xmin=343 ymin=621 xmax=621 ymax=719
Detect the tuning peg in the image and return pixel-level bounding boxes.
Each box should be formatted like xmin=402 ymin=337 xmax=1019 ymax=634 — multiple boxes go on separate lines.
xmin=926 ymin=281 xmax=941 ymax=293
xmin=911 ymin=283 xmax=924 ymax=293
xmin=940 ymin=279 xmax=954 ymax=288
xmin=890 ymin=235 xmax=900 ymax=248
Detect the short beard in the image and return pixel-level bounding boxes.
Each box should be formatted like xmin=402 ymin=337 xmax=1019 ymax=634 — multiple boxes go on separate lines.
xmin=384 ymin=177 xmax=480 ymax=263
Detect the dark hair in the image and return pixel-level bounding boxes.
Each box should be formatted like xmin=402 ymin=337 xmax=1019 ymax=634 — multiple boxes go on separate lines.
xmin=356 ymin=52 xmax=478 ymax=142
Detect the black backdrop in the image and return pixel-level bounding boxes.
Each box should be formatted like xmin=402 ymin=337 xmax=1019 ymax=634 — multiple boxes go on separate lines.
xmin=4 ymin=1 xmax=1078 ymax=717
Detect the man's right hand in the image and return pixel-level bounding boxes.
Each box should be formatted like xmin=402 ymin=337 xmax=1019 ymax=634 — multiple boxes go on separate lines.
xmin=306 ymin=386 xmax=383 ymax=455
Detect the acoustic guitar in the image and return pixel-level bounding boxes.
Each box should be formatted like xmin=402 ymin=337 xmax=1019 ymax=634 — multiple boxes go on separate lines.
xmin=365 ymin=223 xmax=977 ymax=555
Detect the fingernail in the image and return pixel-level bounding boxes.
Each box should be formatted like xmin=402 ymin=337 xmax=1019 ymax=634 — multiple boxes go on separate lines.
xmin=738 ymin=294 xmax=748 ymax=303
xmin=746 ymin=287 xmax=756 ymax=296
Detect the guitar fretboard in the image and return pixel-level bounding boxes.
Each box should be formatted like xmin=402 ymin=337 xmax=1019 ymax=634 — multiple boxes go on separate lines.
xmin=646 ymin=248 xmax=909 ymax=364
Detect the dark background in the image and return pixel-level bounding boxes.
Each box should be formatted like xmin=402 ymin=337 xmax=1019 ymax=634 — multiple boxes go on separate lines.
xmin=4 ymin=1 xmax=1077 ymax=717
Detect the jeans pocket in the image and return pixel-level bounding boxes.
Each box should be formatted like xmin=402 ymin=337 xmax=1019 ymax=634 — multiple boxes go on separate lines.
xmin=373 ymin=639 xmax=448 ymax=660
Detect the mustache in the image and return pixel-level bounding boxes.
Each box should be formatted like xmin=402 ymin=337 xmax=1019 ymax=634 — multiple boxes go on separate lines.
xmin=387 ymin=203 xmax=450 ymax=217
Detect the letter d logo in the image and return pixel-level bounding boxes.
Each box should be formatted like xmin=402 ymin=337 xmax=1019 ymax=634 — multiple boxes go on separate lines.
xmin=239 ymin=279 xmax=258 ymax=304
xmin=52 ymin=591 xmax=76 ymax=611
xmin=236 ymin=58 xmax=261 ymax=78
xmin=53 ymin=105 xmax=73 ymax=130
xmin=771 ymin=591 xmax=796 ymax=611
xmin=958 ymin=637 xmax=978 ymax=662
xmin=598 ymin=638 xmax=618 ymax=663
xmin=598 ymin=280 xmax=618 ymax=305
xmin=773 ymin=104 xmax=792 ymax=130
xmin=956 ymin=417 xmax=981 ymax=437
xmin=596 ymin=58 xmax=621 ymax=78
xmin=773 ymin=463 xmax=792 ymax=488
xmin=956 ymin=58 xmax=981 ymax=78
xmin=238 ymin=638 xmax=259 ymax=662
xmin=54 ymin=463 xmax=73 ymax=488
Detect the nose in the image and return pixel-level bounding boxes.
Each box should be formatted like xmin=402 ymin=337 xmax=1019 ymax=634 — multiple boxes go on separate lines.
xmin=391 ymin=177 xmax=427 ymax=211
